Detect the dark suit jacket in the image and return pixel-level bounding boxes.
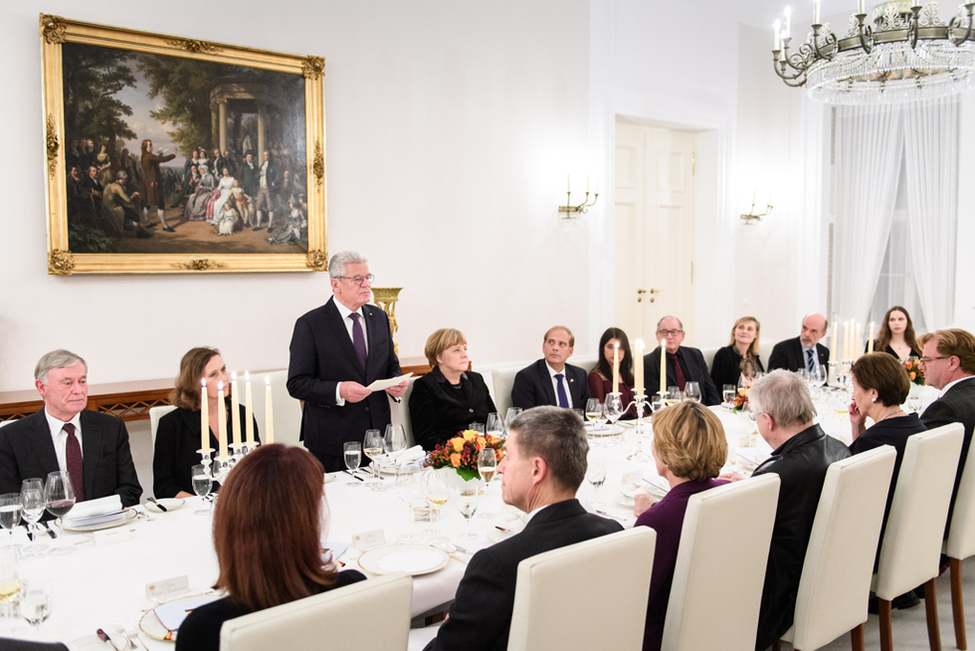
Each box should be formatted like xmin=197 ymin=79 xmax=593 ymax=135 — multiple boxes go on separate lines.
xmin=767 ymin=336 xmax=830 ymax=373
xmin=409 ymin=368 xmax=497 ymax=451
xmin=643 ymin=346 xmax=721 ymax=405
xmin=287 ymin=297 xmax=403 ymax=458
xmin=920 ymin=376 xmax=975 ymax=534
xmin=510 ymin=360 xmax=590 ymax=410
xmin=0 ymin=409 xmax=142 ymax=507
xmin=152 ymin=404 xmax=261 ymax=498
xmin=424 ymin=499 xmax=623 ymax=651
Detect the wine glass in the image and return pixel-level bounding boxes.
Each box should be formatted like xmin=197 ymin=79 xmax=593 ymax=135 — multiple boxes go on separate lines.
xmin=0 ymin=493 xmax=23 ymax=550
xmin=385 ymin=424 xmax=407 ymax=461
xmin=20 ymin=575 xmax=52 ymax=630
xmin=604 ymin=393 xmax=623 ymax=426
xmin=363 ymin=429 xmax=387 ymax=491
xmin=455 ymin=489 xmax=478 ymax=540
xmin=684 ymin=382 xmax=702 ymax=403
xmin=0 ymin=547 xmax=21 ymax=618
xmin=485 ymin=413 xmax=503 ymax=437
xmin=191 ymin=464 xmax=213 ymax=516
xmin=213 ymin=457 xmax=233 ymax=486
xmin=477 ymin=448 xmax=498 ymax=519
xmin=344 ymin=442 xmax=362 ymax=487
xmin=722 ymin=384 xmax=736 ymax=407
xmin=586 ymin=462 xmax=607 ymax=510
xmin=424 ymin=471 xmax=450 ymax=524
xmin=19 ymin=479 xmax=48 ymax=559
xmin=504 ymin=407 xmax=522 ymax=433
xmin=43 ymin=471 xmax=76 ymax=556
xmin=395 ymin=463 xmax=427 ymax=536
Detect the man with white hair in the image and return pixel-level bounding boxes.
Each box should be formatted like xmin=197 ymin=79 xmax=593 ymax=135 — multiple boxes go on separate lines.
xmin=287 ymin=251 xmax=409 ymax=471
xmin=0 ymin=350 xmax=142 ymax=506
xmin=721 ymin=369 xmax=850 ymax=650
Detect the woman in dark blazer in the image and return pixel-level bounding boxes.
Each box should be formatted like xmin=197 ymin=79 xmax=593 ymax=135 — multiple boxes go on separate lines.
xmin=710 ymin=316 xmax=765 ymax=390
xmin=409 ymin=329 xmax=497 ymax=451
xmin=153 ymin=347 xmax=259 ymax=499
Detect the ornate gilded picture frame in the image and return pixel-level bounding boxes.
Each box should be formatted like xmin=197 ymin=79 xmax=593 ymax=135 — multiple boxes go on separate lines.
xmin=39 ymin=14 xmax=327 ymax=274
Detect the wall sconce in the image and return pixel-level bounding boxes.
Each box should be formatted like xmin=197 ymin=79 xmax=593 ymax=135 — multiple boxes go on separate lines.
xmin=559 ymin=174 xmax=599 ymax=217
xmin=740 ymin=191 xmax=773 ymax=225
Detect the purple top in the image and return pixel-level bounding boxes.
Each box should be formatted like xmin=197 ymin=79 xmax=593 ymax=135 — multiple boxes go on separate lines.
xmin=635 ymin=478 xmax=728 ymax=651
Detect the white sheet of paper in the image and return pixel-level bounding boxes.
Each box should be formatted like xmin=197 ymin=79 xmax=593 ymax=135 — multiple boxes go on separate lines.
xmin=366 ymin=373 xmax=414 ymax=392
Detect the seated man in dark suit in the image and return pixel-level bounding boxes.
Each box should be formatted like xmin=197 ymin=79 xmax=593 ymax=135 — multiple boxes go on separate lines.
xmin=0 ymin=350 xmax=142 ymax=506
xmin=767 ymin=313 xmax=830 ymax=376
xmin=423 ymin=406 xmax=623 ymax=651
xmin=918 ymin=328 xmax=975 ymax=535
xmin=643 ymin=316 xmax=720 ymax=405
xmin=720 ymin=370 xmax=850 ymax=650
xmin=510 ymin=326 xmax=590 ymax=410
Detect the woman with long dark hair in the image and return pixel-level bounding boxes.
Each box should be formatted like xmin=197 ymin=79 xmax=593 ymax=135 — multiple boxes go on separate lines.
xmin=587 ymin=327 xmax=638 ymax=419
xmin=871 ymin=306 xmax=922 ymax=362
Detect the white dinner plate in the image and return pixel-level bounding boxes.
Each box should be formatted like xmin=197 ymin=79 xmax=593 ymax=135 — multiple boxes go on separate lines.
xmin=357 ymin=544 xmax=451 ymax=576
xmin=642 ymin=479 xmax=670 ymax=498
xmin=145 ymin=498 xmax=184 ymax=513
xmin=369 ymin=461 xmax=425 ymax=475
xmin=584 ymin=423 xmax=626 ymax=437
xmin=139 ymin=608 xmax=173 ymax=642
xmin=614 ymin=493 xmax=635 ymax=507
xmin=63 ymin=508 xmax=137 ymax=532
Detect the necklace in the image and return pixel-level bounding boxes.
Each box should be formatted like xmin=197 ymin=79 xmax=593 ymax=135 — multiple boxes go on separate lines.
xmin=879 ymin=408 xmax=903 ymax=422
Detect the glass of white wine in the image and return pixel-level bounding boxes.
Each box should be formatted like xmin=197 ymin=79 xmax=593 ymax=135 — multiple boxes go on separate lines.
xmin=20 ymin=575 xmax=52 ymax=630
xmin=0 ymin=493 xmax=23 ymax=550
xmin=425 ymin=471 xmax=449 ymax=523
xmin=477 ymin=448 xmax=498 ymax=520
xmin=192 ymin=464 xmax=213 ymax=516
xmin=19 ymin=479 xmax=48 ymax=559
xmin=0 ymin=547 xmax=22 ymax=619
xmin=363 ymin=429 xmax=386 ymax=491
xmin=343 ymin=442 xmax=362 ymax=488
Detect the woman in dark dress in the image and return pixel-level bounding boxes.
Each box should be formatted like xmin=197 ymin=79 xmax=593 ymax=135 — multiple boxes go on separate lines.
xmin=587 ymin=327 xmax=638 ymax=419
xmin=869 ymin=306 xmax=923 ymax=362
xmin=710 ymin=316 xmax=765 ymax=390
xmin=633 ymin=402 xmax=729 ymax=651
xmin=176 ymin=445 xmax=365 ymax=651
xmin=153 ymin=347 xmax=259 ymax=498
xmin=409 ymin=328 xmax=497 ymax=451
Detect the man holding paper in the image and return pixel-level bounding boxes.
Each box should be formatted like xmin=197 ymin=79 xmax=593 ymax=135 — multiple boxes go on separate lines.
xmin=287 ymin=251 xmax=409 ymax=471
xmin=0 ymin=349 xmax=142 ymax=506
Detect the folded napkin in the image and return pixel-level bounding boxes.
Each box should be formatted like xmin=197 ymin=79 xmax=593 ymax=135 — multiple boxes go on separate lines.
xmin=155 ymin=594 xmax=222 ymax=632
xmin=63 ymin=495 xmax=122 ymax=524
xmin=392 ymin=445 xmax=426 ymax=466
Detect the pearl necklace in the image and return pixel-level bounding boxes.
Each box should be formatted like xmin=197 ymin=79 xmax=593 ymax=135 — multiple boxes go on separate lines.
xmin=879 ymin=408 xmax=903 ymax=422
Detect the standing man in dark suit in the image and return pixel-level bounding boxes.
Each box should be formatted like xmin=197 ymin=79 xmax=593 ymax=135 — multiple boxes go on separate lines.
xmin=0 ymin=350 xmax=142 ymax=506
xmin=511 ymin=326 xmax=590 ymax=410
xmin=423 ymin=406 xmax=622 ymax=651
xmin=919 ymin=328 xmax=975 ymax=534
xmin=287 ymin=251 xmax=409 ymax=472
xmin=643 ymin=316 xmax=721 ymax=405
xmin=768 ymin=313 xmax=830 ymax=375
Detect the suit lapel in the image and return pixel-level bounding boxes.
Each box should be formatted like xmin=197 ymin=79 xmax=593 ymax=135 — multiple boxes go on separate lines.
xmin=25 ymin=411 xmax=59 ymax=476
xmin=537 ymin=361 xmax=558 ymax=406
xmin=79 ymin=411 xmax=101 ymax=500
xmin=324 ymin=298 xmax=365 ymax=378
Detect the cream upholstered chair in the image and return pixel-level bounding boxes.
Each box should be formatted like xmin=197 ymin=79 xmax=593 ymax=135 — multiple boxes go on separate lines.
xmin=149 ymin=405 xmax=177 ymax=492
xmin=777 ymin=445 xmax=897 ymax=651
xmin=219 ymin=572 xmax=413 ymax=651
xmin=661 ymin=473 xmax=780 ymax=651
xmin=505 ymin=527 xmax=656 ymax=651
xmin=873 ymin=423 xmax=964 ymax=651
xmin=944 ymin=428 xmax=975 ymax=650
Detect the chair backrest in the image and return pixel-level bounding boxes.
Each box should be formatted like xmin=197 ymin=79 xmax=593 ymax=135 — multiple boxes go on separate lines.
xmin=219 ymin=572 xmax=413 ymax=651
xmin=506 ymin=527 xmax=656 ymax=651
xmin=874 ymin=423 xmax=964 ymax=599
xmin=149 ymin=405 xmax=178 ymax=492
xmin=389 ymin=382 xmax=415 ymax=447
xmin=661 ymin=473 xmax=780 ymax=651
xmin=945 ymin=422 xmax=975 ymax=560
xmin=786 ymin=445 xmax=897 ymax=651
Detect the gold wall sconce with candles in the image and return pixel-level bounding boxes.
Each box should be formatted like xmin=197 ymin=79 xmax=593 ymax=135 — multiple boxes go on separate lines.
xmin=741 ymin=191 xmax=774 ymax=224
xmin=559 ymin=174 xmax=599 ymax=218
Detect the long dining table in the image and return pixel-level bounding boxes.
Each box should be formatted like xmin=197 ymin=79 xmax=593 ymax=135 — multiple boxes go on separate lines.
xmin=0 ymin=385 xmax=936 ymax=650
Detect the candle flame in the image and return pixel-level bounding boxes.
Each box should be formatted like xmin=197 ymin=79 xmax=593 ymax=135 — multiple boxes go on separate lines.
xmin=201 ymin=378 xmax=207 ymax=387
xmin=231 ymin=371 xmax=237 ymax=381
xmin=245 ymin=370 xmax=250 ymax=381
xmin=265 ymin=375 xmax=271 ymax=386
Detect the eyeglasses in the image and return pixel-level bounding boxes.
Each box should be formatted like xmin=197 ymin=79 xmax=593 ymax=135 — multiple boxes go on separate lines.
xmin=919 ymin=356 xmax=948 ymax=364
xmin=336 ymin=274 xmax=375 ymax=286
xmin=748 ymin=410 xmax=765 ymax=421
xmin=656 ymin=329 xmax=684 ymax=337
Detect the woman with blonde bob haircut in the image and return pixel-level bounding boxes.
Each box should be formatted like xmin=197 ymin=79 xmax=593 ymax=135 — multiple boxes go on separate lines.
xmin=633 ymin=401 xmax=729 ymax=651
xmin=177 ymin=444 xmax=365 ymax=651
xmin=410 ymin=328 xmax=496 ymax=450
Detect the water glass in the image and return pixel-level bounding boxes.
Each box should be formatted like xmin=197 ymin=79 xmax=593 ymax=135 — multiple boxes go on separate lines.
xmin=20 ymin=575 xmax=52 ymax=629
xmin=722 ymin=384 xmax=736 ymax=407
xmin=0 ymin=493 xmax=22 ymax=550
xmin=344 ymin=442 xmax=362 ymax=487
xmin=191 ymin=464 xmax=213 ymax=515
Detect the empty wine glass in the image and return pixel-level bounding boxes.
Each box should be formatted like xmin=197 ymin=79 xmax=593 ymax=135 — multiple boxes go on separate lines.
xmin=43 ymin=471 xmax=76 ymax=556
xmin=19 ymin=479 xmax=48 ymax=559
xmin=344 ymin=442 xmax=362 ymax=487
xmin=504 ymin=407 xmax=522 ymax=433
xmin=456 ymin=489 xmax=478 ymax=540
xmin=191 ymin=464 xmax=213 ymax=516
xmin=0 ymin=493 xmax=23 ymax=550
xmin=385 ymin=424 xmax=407 ymax=461
xmin=684 ymin=382 xmax=702 ymax=403
xmin=363 ymin=429 xmax=387 ymax=491
xmin=212 ymin=457 xmax=233 ymax=485
xmin=0 ymin=547 xmax=21 ymax=618
xmin=395 ymin=463 xmax=427 ymax=534
xmin=485 ymin=413 xmax=503 ymax=437
xmin=20 ymin=575 xmax=52 ymax=630
xmin=586 ymin=462 xmax=607 ymax=510
xmin=604 ymin=393 xmax=623 ymax=425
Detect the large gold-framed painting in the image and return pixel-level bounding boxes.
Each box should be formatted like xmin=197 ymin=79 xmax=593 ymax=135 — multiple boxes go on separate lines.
xmin=39 ymin=14 xmax=328 ymax=274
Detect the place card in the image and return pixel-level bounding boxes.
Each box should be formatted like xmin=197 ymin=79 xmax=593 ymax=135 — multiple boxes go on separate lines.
xmin=621 ymin=468 xmax=644 ymax=485
xmin=93 ymin=527 xmax=132 ymax=546
xmin=352 ymin=529 xmax=386 ymax=550
xmin=145 ymin=575 xmax=190 ymax=601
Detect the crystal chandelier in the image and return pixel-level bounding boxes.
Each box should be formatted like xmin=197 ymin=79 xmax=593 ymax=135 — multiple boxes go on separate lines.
xmin=773 ymin=0 xmax=975 ymax=104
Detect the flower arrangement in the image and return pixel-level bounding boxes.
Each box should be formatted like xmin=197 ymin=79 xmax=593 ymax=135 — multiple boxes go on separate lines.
xmin=426 ymin=430 xmax=505 ymax=482
xmin=731 ymin=388 xmax=749 ymax=413
xmin=903 ymin=358 xmax=925 ymax=386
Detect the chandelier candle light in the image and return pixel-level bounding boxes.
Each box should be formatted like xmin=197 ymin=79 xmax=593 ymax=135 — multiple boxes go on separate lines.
xmin=772 ymin=0 xmax=975 ymax=104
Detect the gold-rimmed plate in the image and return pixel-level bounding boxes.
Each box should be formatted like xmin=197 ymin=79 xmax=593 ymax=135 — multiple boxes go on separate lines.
xmin=357 ymin=544 xmax=450 ymax=576
xmin=63 ymin=508 xmax=137 ymax=532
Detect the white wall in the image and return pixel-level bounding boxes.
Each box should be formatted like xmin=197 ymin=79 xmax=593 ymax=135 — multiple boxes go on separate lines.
xmin=0 ymin=0 xmax=590 ymax=391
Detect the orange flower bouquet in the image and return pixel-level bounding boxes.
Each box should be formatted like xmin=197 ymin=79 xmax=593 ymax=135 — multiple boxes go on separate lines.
xmin=426 ymin=430 xmax=505 ymax=482
xmin=903 ymin=358 xmax=925 ymax=386
xmin=731 ymin=388 xmax=749 ymax=413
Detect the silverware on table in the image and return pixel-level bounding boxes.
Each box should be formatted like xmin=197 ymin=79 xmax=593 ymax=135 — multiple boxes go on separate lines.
xmin=42 ymin=522 xmax=58 ymax=539
xmin=345 ymin=470 xmax=365 ymax=482
xmin=115 ymin=620 xmax=137 ymax=649
xmin=147 ymin=496 xmax=168 ymax=512
xmin=594 ymin=508 xmax=625 ymax=522
xmin=97 ymin=627 xmax=122 ymax=650
xmin=125 ymin=621 xmax=147 ymax=650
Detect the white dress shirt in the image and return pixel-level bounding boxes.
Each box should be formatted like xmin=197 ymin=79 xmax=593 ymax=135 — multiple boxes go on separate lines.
xmin=333 ymin=301 xmax=369 ymax=406
xmin=546 ymin=362 xmax=573 ymax=409
xmin=44 ymin=408 xmax=83 ymax=472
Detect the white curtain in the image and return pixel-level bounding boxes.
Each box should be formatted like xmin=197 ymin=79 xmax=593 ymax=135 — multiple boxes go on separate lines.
xmin=833 ymin=104 xmax=905 ymax=324
xmin=903 ymin=96 xmax=959 ymax=330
